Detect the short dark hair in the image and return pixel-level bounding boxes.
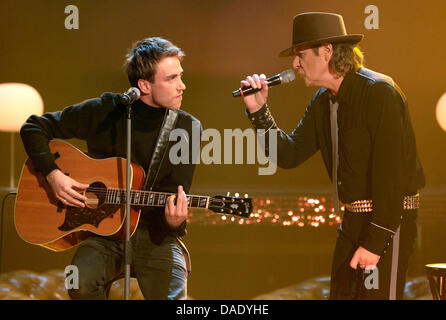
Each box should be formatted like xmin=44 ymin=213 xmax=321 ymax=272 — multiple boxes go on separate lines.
xmin=124 ymin=37 xmax=185 ymax=87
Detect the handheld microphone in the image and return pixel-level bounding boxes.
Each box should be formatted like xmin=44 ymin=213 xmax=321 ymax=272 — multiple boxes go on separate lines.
xmin=120 ymin=87 xmax=141 ymax=105
xmin=232 ymin=69 xmax=295 ymax=98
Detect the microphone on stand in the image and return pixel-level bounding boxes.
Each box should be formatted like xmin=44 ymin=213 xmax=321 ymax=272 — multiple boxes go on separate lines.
xmin=120 ymin=87 xmax=141 ymax=105
xmin=232 ymin=69 xmax=295 ymax=97
xmin=120 ymin=86 xmax=140 ymax=300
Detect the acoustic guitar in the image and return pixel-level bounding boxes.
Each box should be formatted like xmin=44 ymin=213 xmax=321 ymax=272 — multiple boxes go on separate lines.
xmin=14 ymin=140 xmax=252 ymax=252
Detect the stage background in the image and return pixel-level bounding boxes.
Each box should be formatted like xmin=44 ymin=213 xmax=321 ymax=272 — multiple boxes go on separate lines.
xmin=1 ymin=0 xmax=445 ymax=299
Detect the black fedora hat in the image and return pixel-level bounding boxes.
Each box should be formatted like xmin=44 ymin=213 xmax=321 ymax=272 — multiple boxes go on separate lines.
xmin=279 ymin=12 xmax=363 ymax=57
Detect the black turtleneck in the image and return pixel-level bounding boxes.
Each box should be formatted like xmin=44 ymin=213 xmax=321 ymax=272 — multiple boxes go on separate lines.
xmin=130 ymin=99 xmax=167 ymax=172
xmin=20 ymin=92 xmax=202 ymax=241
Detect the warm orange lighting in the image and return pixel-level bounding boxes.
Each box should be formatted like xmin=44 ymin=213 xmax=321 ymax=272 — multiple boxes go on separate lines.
xmin=188 ymin=195 xmax=344 ymax=227
xmin=0 ymin=83 xmax=44 ymax=189
xmin=0 ymin=83 xmax=44 ymax=132
xmin=436 ymin=92 xmax=446 ymax=132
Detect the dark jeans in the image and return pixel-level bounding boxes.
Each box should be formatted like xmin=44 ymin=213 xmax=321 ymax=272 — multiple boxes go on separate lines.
xmin=67 ymin=221 xmax=188 ymax=300
xmin=329 ymin=210 xmax=417 ymax=300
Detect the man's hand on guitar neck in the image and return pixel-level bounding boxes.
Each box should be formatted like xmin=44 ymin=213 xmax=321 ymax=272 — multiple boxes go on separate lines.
xmin=165 ymin=185 xmax=189 ymax=230
xmin=46 ymin=169 xmax=89 ymax=208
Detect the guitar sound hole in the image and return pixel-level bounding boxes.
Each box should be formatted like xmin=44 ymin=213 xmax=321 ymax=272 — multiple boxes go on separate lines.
xmin=84 ymin=181 xmax=107 ymax=209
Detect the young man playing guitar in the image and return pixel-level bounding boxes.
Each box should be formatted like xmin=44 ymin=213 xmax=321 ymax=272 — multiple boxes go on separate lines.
xmin=20 ymin=37 xmax=201 ymax=299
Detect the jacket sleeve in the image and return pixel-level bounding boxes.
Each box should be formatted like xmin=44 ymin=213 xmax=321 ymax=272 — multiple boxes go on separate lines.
xmin=361 ymin=82 xmax=406 ymax=256
xmin=246 ymin=100 xmax=320 ymax=169
xmin=20 ymin=98 xmax=102 ymax=177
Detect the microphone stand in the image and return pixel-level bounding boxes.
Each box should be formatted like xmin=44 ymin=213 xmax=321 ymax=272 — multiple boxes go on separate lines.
xmin=124 ymin=102 xmax=132 ymax=300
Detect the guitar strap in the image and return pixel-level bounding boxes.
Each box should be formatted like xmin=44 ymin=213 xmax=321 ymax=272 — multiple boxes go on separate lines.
xmin=140 ymin=109 xmax=192 ymax=273
xmin=143 ymin=109 xmax=178 ymax=191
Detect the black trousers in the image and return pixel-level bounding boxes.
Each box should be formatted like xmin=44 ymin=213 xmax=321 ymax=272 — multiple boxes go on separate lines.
xmin=67 ymin=216 xmax=188 ymax=300
xmin=329 ymin=210 xmax=418 ymax=300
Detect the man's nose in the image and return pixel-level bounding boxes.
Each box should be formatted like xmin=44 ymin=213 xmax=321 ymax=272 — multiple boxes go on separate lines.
xmin=292 ymin=56 xmax=301 ymax=69
xmin=179 ymin=78 xmax=186 ymax=91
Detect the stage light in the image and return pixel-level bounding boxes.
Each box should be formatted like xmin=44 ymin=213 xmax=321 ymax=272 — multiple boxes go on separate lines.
xmin=188 ymin=195 xmax=343 ymax=227
xmin=0 ymin=83 xmax=44 ymax=190
xmin=435 ymin=92 xmax=446 ymax=132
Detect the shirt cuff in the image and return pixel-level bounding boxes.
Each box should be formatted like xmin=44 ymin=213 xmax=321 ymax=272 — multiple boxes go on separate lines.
xmin=361 ymin=222 xmax=396 ymax=256
xmin=245 ymin=104 xmax=276 ymax=131
xmin=30 ymin=153 xmax=60 ymax=178
xmin=167 ymin=220 xmax=187 ymax=237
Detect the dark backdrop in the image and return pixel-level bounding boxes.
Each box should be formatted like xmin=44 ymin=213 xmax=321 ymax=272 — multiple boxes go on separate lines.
xmin=1 ymin=0 xmax=445 ymax=299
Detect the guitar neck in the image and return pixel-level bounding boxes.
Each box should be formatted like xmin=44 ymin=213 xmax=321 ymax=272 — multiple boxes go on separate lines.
xmin=104 ymin=188 xmax=210 ymax=209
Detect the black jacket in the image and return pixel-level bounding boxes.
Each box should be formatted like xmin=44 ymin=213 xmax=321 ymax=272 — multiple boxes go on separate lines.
xmin=247 ymin=68 xmax=425 ymax=255
xmin=20 ymin=92 xmax=202 ymax=244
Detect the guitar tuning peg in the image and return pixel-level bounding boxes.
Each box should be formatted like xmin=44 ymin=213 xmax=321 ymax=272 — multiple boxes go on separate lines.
xmin=235 ymin=192 xmax=240 ymax=197
xmin=244 ymin=194 xmax=249 ymax=198
xmin=227 ymin=192 xmax=230 ymax=196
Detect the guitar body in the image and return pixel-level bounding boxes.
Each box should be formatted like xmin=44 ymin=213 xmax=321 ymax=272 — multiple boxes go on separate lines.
xmin=14 ymin=140 xmax=145 ymax=252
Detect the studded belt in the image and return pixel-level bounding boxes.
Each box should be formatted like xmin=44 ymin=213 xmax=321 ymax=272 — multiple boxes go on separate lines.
xmin=344 ymin=194 xmax=420 ymax=213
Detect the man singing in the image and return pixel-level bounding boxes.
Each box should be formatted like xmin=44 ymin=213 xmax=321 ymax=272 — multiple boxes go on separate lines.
xmin=239 ymin=12 xmax=425 ymax=299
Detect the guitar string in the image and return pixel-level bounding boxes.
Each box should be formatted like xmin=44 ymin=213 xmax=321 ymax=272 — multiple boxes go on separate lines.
xmin=81 ymin=199 xmax=243 ymax=211
xmin=84 ymin=189 xmax=247 ymax=199
xmin=78 ymin=187 xmax=250 ymax=211
xmin=82 ymin=187 xmax=210 ymax=198
xmin=82 ymin=195 xmax=247 ymax=211
xmin=84 ymin=187 xmax=246 ymax=197
xmin=81 ymin=187 xmax=248 ymax=202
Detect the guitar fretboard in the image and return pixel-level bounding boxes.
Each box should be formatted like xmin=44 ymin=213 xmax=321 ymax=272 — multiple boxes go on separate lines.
xmin=105 ymin=189 xmax=210 ymax=209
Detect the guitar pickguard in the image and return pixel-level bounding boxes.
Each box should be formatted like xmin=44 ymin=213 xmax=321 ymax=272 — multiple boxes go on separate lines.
xmin=58 ymin=204 xmax=121 ymax=231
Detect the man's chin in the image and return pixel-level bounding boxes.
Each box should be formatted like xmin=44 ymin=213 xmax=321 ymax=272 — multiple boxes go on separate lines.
xmin=303 ymin=79 xmax=316 ymax=87
xmin=302 ymin=79 xmax=311 ymax=87
xmin=165 ymin=105 xmax=181 ymax=111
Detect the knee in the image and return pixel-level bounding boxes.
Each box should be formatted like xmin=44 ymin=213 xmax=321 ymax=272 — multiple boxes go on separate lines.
xmin=67 ymin=286 xmax=90 ymax=300
xmin=67 ymin=276 xmax=108 ymax=300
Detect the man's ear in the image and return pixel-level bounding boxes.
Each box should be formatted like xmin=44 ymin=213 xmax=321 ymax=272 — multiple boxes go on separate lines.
xmin=322 ymin=43 xmax=333 ymax=62
xmin=137 ymin=79 xmax=151 ymax=95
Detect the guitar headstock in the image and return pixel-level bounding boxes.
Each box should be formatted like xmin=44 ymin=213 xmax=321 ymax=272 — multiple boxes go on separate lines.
xmin=208 ymin=193 xmax=252 ymax=218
